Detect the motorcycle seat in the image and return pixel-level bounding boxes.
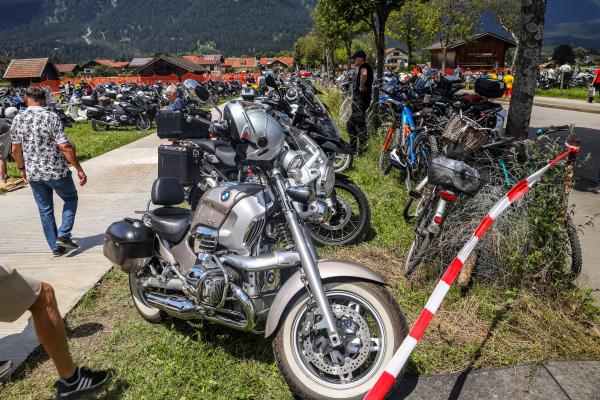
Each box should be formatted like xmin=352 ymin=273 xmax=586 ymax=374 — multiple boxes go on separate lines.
xmin=195 ymin=139 xmax=239 ymax=168
xmin=148 ymin=207 xmax=192 ymax=244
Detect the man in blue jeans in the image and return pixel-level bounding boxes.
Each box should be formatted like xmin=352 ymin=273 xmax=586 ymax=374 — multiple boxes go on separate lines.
xmin=11 ymin=87 xmax=87 ymax=257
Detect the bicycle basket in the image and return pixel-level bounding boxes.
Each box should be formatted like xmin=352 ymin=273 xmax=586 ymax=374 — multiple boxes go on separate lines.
xmin=427 ymin=156 xmax=485 ymax=194
xmin=442 ymin=114 xmax=490 ymax=155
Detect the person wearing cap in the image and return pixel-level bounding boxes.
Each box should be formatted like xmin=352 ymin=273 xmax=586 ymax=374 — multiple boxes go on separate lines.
xmin=0 ymin=263 xmax=109 ymax=397
xmin=348 ymin=50 xmax=373 ymax=156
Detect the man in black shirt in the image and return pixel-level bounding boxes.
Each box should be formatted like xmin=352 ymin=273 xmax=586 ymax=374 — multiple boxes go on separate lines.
xmin=347 ymin=50 xmax=373 ymax=156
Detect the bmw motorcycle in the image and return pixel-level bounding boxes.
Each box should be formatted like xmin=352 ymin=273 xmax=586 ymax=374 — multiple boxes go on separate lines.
xmin=87 ymin=94 xmax=152 ymax=131
xmin=104 ymin=86 xmax=407 ymax=400
xmin=181 ymin=81 xmax=370 ymax=247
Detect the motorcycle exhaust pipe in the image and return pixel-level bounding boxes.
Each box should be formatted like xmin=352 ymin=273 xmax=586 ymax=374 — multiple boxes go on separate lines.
xmin=146 ymin=283 xmax=256 ymax=331
xmin=220 ymin=251 xmax=300 ymax=271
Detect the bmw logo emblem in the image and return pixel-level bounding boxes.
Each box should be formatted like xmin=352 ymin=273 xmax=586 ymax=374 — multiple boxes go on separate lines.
xmin=221 ymin=190 xmax=231 ymax=202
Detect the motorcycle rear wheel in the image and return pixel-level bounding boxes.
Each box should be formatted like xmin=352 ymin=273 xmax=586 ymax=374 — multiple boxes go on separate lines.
xmin=129 ymin=270 xmax=166 ymax=324
xmin=90 ymin=120 xmax=108 ymax=132
xmin=309 ymin=180 xmax=370 ymax=246
xmin=273 ymin=281 xmax=408 ymax=400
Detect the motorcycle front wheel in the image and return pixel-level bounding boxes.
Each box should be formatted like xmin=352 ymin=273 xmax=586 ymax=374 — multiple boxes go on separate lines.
xmin=309 ymin=180 xmax=370 ymax=246
xmin=136 ymin=115 xmax=152 ymax=131
xmin=329 ymin=152 xmax=353 ymax=173
xmin=273 ymin=281 xmax=408 ymax=400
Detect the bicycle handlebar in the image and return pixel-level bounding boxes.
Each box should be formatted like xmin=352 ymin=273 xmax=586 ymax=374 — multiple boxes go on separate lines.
xmin=535 ymin=124 xmax=572 ymax=136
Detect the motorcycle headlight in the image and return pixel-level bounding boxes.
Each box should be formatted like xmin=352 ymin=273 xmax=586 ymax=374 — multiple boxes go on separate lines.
xmin=319 ymin=164 xmax=335 ymax=197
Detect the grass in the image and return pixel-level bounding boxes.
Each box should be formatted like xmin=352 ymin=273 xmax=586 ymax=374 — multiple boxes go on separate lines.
xmin=535 ymin=87 xmax=590 ymax=100
xmin=1 ymin=89 xmax=599 ymax=399
xmin=5 ymin=122 xmax=152 ymax=180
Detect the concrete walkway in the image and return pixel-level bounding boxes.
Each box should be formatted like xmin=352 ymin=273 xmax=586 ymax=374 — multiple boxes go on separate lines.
xmin=390 ymin=360 xmax=600 ymax=399
xmin=532 ymin=96 xmax=600 ymax=115
xmin=0 ymin=133 xmax=163 ymax=375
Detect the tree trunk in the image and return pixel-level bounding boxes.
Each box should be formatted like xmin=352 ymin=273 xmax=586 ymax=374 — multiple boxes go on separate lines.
xmin=506 ymin=0 xmax=547 ymax=139
xmin=407 ymin=43 xmax=413 ymax=68
xmin=344 ymin=40 xmax=352 ymax=70
xmin=441 ymin=47 xmax=448 ymax=74
xmin=510 ymin=32 xmax=520 ymax=72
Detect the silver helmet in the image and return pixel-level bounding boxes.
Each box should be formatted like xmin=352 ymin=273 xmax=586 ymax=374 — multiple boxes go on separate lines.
xmin=224 ymin=101 xmax=285 ymax=162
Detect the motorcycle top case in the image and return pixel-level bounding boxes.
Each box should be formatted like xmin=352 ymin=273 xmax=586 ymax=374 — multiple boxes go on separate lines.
xmin=158 ymin=144 xmax=203 ymax=186
xmin=475 ymin=78 xmax=506 ymax=98
xmin=156 ymin=109 xmax=211 ymax=140
xmin=103 ymin=218 xmax=154 ymax=274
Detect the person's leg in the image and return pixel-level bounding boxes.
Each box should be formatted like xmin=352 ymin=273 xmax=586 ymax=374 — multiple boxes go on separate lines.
xmin=347 ymin=101 xmax=363 ymax=153
xmin=29 ymin=181 xmax=59 ymax=252
xmin=28 ymin=282 xmax=76 ymax=380
xmin=0 ymin=159 xmax=7 ymax=183
xmin=356 ymin=102 xmax=369 ymax=154
xmin=49 ymin=174 xmax=78 ymax=240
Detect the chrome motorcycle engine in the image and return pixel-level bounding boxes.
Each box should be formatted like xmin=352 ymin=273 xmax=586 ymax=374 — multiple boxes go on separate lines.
xmin=185 ymin=257 xmax=241 ymax=308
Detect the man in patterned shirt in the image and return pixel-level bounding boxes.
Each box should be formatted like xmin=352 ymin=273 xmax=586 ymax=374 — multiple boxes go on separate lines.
xmin=11 ymin=87 xmax=87 ymax=256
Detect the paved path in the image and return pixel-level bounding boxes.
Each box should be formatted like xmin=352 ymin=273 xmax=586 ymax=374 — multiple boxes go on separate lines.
xmin=0 ymin=133 xmax=163 ymax=375
xmin=527 ymin=106 xmax=600 ymax=302
xmin=532 ymin=96 xmax=600 ymax=115
xmin=390 ymin=360 xmax=600 ymax=399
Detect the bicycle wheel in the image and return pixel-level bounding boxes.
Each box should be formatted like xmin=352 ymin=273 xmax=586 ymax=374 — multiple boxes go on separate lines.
xmin=566 ymin=214 xmax=582 ymax=276
xmin=404 ymin=195 xmax=437 ymax=276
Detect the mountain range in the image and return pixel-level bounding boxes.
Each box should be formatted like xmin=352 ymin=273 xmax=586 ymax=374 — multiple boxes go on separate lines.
xmin=0 ymin=0 xmax=597 ymax=63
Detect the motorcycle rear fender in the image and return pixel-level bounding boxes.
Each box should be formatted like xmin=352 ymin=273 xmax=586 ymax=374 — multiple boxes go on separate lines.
xmin=264 ymin=260 xmax=386 ymax=338
xmin=321 ymin=140 xmax=353 ymax=155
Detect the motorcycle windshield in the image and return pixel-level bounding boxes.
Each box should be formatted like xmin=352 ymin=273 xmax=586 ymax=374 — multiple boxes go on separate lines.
xmin=315 ymin=117 xmax=341 ymax=140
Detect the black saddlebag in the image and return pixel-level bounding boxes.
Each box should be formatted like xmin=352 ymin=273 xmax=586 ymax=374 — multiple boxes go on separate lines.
xmin=103 ymin=218 xmax=154 ymax=274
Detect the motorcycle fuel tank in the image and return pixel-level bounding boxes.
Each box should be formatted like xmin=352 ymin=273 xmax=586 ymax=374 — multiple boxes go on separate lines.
xmin=192 ymin=183 xmax=272 ymax=256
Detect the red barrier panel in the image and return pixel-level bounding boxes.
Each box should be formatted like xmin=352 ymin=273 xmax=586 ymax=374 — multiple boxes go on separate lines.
xmin=31 ymin=80 xmax=62 ymax=93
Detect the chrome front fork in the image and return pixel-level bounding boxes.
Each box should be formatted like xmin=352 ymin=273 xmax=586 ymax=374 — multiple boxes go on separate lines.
xmin=271 ymin=168 xmax=341 ymax=347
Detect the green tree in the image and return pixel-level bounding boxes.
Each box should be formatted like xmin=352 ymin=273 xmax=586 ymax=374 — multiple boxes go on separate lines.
xmin=572 ymin=47 xmax=589 ymax=64
xmin=552 ymin=44 xmax=575 ymax=65
xmin=485 ymin=0 xmax=520 ymax=70
xmin=294 ymin=29 xmax=327 ymax=69
xmin=328 ymin=0 xmax=405 ymax=81
xmin=314 ymin=0 xmax=368 ymax=66
xmin=386 ymin=0 xmax=439 ymax=66
xmin=433 ymin=0 xmax=481 ymax=72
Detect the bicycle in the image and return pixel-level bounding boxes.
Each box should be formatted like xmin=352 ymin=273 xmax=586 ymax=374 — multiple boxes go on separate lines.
xmin=403 ymin=124 xmax=583 ymax=278
xmin=377 ymin=91 xmax=439 ymax=191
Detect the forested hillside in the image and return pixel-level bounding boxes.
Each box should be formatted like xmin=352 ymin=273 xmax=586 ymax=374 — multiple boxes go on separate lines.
xmin=0 ymin=0 xmax=315 ymax=61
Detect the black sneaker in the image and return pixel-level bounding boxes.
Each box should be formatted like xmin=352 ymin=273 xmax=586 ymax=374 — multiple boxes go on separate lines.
xmin=0 ymin=360 xmax=12 ymax=379
xmin=54 ymin=367 xmax=109 ymax=400
xmin=53 ymin=246 xmax=68 ymax=257
xmin=56 ymin=237 xmax=79 ymax=250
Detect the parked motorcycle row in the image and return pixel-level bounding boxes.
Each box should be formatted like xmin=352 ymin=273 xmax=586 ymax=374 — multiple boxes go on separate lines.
xmin=537 ymin=69 xmax=596 ymax=90
xmin=67 ymin=80 xmax=243 ymax=130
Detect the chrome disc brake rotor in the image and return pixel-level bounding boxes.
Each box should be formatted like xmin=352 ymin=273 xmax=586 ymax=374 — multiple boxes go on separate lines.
xmin=302 ymin=304 xmax=371 ymax=375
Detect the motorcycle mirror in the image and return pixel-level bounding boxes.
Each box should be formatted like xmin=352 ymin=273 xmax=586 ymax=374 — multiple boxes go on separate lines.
xmin=194 ymin=85 xmax=210 ymax=102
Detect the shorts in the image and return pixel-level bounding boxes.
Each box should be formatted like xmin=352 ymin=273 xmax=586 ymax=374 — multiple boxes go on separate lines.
xmin=505 ymin=88 xmax=513 ymax=96
xmin=0 ymin=264 xmax=41 ymax=323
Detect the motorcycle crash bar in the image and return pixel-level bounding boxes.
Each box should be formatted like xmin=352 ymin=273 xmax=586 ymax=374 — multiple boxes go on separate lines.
xmin=364 ymin=144 xmax=580 ymax=400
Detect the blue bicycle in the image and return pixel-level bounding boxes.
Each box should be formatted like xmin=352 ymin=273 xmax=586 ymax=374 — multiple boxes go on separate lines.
xmin=377 ymin=84 xmax=438 ymax=190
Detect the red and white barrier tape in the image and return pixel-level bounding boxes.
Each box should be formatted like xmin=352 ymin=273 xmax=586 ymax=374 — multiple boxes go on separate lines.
xmin=364 ymin=145 xmax=580 ymax=400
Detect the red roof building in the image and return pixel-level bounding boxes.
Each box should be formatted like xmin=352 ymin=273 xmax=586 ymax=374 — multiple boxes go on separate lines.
xmin=80 ymin=59 xmax=130 ymax=75
xmin=55 ymin=63 xmax=82 ymax=75
xmin=223 ymin=57 xmax=258 ymax=72
xmin=182 ymin=54 xmax=224 ymax=72
xmin=3 ymin=58 xmax=59 ymax=87
xmin=259 ymin=57 xmax=294 ymax=71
